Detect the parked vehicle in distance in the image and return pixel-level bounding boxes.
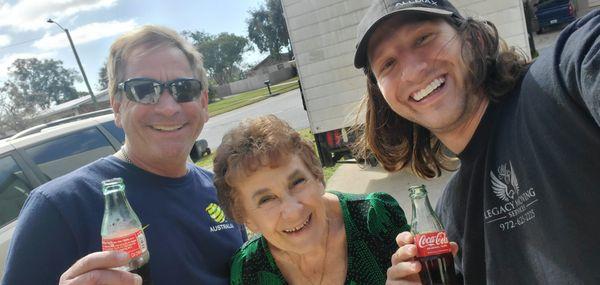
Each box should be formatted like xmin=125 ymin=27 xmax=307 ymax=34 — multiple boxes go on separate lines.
xmin=535 ymin=0 xmax=576 ymax=33
xmin=0 ymin=109 xmax=209 ymax=279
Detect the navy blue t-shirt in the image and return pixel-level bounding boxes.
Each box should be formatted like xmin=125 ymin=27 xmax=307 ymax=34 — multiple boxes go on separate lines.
xmin=2 ymin=156 xmax=246 ymax=284
xmin=437 ymin=10 xmax=600 ymax=284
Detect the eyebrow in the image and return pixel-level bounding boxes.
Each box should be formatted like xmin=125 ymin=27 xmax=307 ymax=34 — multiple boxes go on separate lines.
xmin=288 ymin=170 xmax=303 ymax=181
xmin=251 ymin=188 xmax=271 ymax=200
xmin=370 ymin=22 xmax=436 ymax=64
xmin=249 ymin=169 xmax=305 ymax=200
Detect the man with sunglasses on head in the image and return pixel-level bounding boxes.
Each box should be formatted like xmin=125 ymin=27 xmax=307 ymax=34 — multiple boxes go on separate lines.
xmin=2 ymin=25 xmax=246 ymax=285
xmin=353 ymin=0 xmax=599 ymax=284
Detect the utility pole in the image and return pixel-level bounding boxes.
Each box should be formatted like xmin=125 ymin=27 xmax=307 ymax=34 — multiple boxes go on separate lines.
xmin=47 ymin=19 xmax=97 ymax=106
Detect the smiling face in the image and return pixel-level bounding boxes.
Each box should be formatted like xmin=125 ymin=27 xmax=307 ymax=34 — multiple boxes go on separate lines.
xmin=367 ymin=16 xmax=486 ymax=137
xmin=236 ymin=154 xmax=328 ymax=254
xmin=111 ymin=45 xmax=208 ymax=172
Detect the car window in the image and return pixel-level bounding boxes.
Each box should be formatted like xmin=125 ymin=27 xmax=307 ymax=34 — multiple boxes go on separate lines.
xmin=101 ymin=121 xmax=126 ymax=144
xmin=0 ymin=155 xmax=32 ymax=227
xmin=25 ymin=128 xmax=116 ymax=180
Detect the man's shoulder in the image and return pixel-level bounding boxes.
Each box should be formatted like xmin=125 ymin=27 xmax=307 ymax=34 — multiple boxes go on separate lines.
xmin=187 ymin=163 xmax=214 ymax=180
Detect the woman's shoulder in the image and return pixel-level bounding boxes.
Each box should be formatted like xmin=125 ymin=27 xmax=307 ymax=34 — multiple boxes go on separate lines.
xmin=230 ymin=235 xmax=284 ymax=284
xmin=231 ymin=235 xmax=265 ymax=266
xmin=332 ymin=191 xmax=409 ymax=237
xmin=332 ymin=191 xmax=409 ymax=283
xmin=331 ymin=191 xmax=401 ymax=211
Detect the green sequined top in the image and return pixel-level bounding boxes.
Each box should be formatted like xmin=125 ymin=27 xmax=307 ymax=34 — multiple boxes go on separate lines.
xmin=229 ymin=191 xmax=410 ymax=285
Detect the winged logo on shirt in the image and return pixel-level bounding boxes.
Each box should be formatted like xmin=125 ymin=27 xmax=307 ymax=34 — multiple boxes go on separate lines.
xmin=490 ymin=161 xmax=520 ymax=202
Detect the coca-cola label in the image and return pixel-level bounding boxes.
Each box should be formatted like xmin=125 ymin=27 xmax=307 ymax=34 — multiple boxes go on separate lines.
xmin=414 ymin=231 xmax=452 ymax=257
xmin=102 ymin=229 xmax=147 ymax=258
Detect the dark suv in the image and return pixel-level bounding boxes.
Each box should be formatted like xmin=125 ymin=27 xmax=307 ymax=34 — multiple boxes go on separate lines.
xmin=0 ymin=109 xmax=209 ymax=278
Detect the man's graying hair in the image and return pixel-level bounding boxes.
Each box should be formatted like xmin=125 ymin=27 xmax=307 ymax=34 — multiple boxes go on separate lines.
xmin=354 ymin=14 xmax=530 ymax=178
xmin=107 ymin=25 xmax=209 ymax=102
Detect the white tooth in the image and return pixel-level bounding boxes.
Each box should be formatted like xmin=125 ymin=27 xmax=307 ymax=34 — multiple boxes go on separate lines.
xmin=413 ymin=77 xmax=445 ymax=101
xmin=153 ymin=125 xmax=182 ymax=131
xmin=284 ymin=216 xmax=310 ymax=233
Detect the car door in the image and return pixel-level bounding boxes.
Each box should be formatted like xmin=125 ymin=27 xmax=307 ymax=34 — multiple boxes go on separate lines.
xmin=0 ymin=152 xmax=37 ymax=278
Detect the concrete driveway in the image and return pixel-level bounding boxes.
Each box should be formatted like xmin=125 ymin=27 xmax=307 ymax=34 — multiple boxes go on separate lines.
xmin=326 ymin=162 xmax=455 ymax=216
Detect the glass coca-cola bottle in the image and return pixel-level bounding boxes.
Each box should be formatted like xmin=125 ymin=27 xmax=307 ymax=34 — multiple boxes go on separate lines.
xmin=101 ymin=178 xmax=152 ymax=284
xmin=409 ymin=185 xmax=458 ymax=285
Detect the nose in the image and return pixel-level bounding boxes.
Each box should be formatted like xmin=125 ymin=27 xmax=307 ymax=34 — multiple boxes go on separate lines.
xmin=280 ymin=194 xmax=303 ymax=220
xmin=154 ymin=88 xmax=180 ymax=116
xmin=397 ymin=52 xmax=428 ymax=83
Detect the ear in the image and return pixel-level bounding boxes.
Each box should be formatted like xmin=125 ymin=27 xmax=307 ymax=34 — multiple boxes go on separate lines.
xmin=201 ymin=89 xmax=209 ymax=107
xmin=110 ymin=95 xmax=123 ymax=128
xmin=200 ymin=89 xmax=209 ymax=122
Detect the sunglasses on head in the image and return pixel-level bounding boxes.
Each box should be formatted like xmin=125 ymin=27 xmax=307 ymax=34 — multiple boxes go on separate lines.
xmin=118 ymin=77 xmax=203 ymax=104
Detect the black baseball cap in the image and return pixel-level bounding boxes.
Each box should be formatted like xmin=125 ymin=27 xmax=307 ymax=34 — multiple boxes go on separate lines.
xmin=354 ymin=0 xmax=463 ymax=69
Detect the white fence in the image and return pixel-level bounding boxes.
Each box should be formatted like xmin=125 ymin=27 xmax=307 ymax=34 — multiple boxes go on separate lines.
xmin=216 ymin=67 xmax=296 ymax=97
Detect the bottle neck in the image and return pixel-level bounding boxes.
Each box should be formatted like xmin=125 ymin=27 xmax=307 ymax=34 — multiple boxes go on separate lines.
xmin=411 ymin=194 xmax=434 ymax=211
xmin=102 ymin=189 xmax=141 ymax=230
xmin=410 ymin=193 xmax=443 ymax=234
xmin=104 ymin=190 xmax=129 ymax=211
xmin=411 ymin=194 xmax=437 ymax=221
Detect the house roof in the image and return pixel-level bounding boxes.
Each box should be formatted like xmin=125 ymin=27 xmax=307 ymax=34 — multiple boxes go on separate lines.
xmin=250 ymin=52 xmax=292 ymax=72
xmin=36 ymin=89 xmax=109 ymax=118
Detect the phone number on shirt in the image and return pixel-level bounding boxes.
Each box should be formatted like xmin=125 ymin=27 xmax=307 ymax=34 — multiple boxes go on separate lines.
xmin=499 ymin=209 xmax=535 ymax=231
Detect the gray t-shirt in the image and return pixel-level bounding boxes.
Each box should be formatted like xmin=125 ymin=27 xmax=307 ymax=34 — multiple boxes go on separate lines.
xmin=437 ymin=10 xmax=600 ymax=285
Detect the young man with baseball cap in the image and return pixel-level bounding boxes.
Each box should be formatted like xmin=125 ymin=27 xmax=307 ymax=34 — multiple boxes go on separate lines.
xmin=354 ymin=0 xmax=600 ymax=283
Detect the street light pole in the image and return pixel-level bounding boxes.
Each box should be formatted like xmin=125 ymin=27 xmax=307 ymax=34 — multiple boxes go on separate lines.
xmin=47 ymin=19 xmax=97 ymax=105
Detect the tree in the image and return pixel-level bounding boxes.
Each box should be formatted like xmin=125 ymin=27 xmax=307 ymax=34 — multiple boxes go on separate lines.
xmin=184 ymin=31 xmax=251 ymax=85
xmin=247 ymin=0 xmax=291 ymax=59
xmin=0 ymin=83 xmax=34 ymax=133
xmin=0 ymin=58 xmax=81 ymax=132
xmin=97 ymin=61 xmax=108 ymax=90
xmin=1 ymin=58 xmax=81 ymax=109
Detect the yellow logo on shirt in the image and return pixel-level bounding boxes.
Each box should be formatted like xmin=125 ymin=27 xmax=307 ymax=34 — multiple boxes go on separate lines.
xmin=205 ymin=203 xmax=226 ymax=223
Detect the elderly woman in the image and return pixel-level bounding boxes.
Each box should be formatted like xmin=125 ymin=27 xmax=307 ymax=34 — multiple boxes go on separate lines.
xmin=213 ymin=115 xmax=410 ymax=284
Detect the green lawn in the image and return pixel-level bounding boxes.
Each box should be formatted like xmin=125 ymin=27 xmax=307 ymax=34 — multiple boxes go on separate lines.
xmin=208 ymin=77 xmax=299 ymax=117
xmin=196 ymin=152 xmax=215 ymax=168
xmin=196 ymin=127 xmax=340 ymax=181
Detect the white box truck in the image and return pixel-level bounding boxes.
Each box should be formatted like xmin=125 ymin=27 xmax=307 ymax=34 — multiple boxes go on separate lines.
xmin=281 ymin=0 xmax=532 ymax=166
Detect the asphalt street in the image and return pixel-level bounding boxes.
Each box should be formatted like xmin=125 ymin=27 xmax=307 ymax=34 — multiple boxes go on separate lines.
xmin=200 ymin=89 xmax=310 ymax=150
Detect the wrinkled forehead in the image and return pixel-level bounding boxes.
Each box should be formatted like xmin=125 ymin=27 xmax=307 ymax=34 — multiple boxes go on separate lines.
xmin=229 ymin=152 xmax=293 ymax=186
xmin=122 ymin=44 xmax=194 ymax=78
xmin=125 ymin=43 xmax=183 ymax=65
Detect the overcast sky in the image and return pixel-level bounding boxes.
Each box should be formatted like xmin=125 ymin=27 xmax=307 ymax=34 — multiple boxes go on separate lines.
xmin=0 ymin=0 xmax=267 ymax=93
